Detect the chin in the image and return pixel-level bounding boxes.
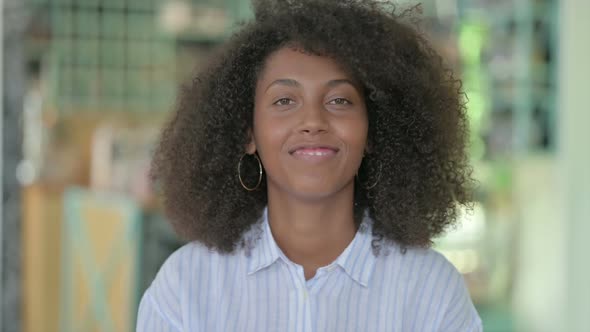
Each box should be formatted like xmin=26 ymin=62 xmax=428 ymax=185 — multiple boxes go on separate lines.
xmin=286 ymin=180 xmax=352 ymax=202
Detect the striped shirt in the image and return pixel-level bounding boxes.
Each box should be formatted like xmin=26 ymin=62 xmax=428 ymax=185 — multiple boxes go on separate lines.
xmin=137 ymin=210 xmax=482 ymax=331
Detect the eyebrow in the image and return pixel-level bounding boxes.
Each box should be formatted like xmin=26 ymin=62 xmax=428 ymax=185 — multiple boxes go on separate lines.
xmin=264 ymin=78 xmax=357 ymax=92
xmin=265 ymin=79 xmax=301 ymax=92
xmin=326 ymin=79 xmax=356 ymax=89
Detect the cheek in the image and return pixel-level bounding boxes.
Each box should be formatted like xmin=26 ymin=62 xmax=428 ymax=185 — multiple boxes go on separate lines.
xmin=338 ymin=118 xmax=368 ymax=151
xmin=252 ymin=114 xmax=288 ymax=158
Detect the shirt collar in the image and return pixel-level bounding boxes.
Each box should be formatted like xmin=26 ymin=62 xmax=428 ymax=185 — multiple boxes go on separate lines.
xmin=247 ymin=208 xmax=377 ymax=288
xmin=332 ymin=217 xmax=377 ymax=287
xmin=246 ymin=208 xmax=281 ymax=275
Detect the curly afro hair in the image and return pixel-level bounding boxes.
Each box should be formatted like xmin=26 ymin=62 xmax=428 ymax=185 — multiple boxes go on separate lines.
xmin=151 ymin=0 xmax=474 ymax=254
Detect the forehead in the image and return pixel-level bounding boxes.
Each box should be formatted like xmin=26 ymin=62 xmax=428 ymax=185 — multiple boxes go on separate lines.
xmin=258 ymin=47 xmax=353 ymax=83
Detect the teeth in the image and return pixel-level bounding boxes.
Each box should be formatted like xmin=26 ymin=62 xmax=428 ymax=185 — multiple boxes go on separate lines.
xmin=297 ymin=150 xmax=332 ymax=156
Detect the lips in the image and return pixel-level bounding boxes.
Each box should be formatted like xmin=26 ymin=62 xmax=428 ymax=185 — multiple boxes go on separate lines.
xmin=289 ymin=143 xmax=339 ymax=154
xmin=289 ymin=144 xmax=339 ymax=162
xmin=293 ymin=147 xmax=336 ymax=155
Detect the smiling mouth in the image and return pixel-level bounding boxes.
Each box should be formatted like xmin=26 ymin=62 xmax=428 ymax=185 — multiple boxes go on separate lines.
xmin=289 ymin=146 xmax=339 ymax=162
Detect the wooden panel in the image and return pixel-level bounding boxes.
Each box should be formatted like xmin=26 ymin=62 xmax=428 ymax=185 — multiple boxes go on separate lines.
xmin=22 ymin=185 xmax=63 ymax=332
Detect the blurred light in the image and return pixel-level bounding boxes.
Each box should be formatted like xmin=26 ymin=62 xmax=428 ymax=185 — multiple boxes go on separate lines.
xmin=459 ymin=23 xmax=484 ymax=65
xmin=159 ymin=1 xmax=192 ymax=34
xmin=442 ymin=249 xmax=481 ymax=274
xmin=193 ymin=6 xmax=228 ymax=37
xmin=16 ymin=160 xmax=36 ymax=186
xmin=471 ymin=136 xmax=486 ymax=161
xmin=158 ymin=1 xmax=228 ymax=38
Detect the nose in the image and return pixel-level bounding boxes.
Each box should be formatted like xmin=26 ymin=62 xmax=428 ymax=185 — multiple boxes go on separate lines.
xmin=297 ymin=102 xmax=328 ymax=135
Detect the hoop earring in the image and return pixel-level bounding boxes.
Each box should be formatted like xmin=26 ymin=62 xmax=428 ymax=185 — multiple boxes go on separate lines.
xmin=238 ymin=153 xmax=263 ymax=191
xmin=356 ymin=159 xmax=382 ymax=190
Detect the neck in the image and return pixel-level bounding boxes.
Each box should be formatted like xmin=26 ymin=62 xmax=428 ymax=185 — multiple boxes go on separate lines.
xmin=266 ymin=183 xmax=357 ymax=279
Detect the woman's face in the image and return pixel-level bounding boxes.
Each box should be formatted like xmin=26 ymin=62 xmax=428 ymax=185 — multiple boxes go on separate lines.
xmin=250 ymin=46 xmax=368 ymax=201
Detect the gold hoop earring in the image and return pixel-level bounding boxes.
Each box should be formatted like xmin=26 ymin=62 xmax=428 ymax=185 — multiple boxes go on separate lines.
xmin=356 ymin=159 xmax=382 ymax=190
xmin=238 ymin=153 xmax=262 ymax=191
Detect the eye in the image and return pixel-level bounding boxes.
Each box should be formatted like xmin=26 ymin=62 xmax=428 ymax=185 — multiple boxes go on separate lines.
xmin=273 ymin=98 xmax=295 ymax=106
xmin=328 ymin=98 xmax=352 ymax=105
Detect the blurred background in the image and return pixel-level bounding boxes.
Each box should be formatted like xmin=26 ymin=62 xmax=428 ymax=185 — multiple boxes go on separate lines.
xmin=1 ymin=0 xmax=588 ymax=331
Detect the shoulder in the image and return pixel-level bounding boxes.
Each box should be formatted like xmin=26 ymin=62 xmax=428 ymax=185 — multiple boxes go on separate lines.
xmin=374 ymin=243 xmax=482 ymax=330
xmin=406 ymin=248 xmax=482 ymax=331
xmin=381 ymin=243 xmax=467 ymax=297
xmin=397 ymin=246 xmax=467 ymax=303
xmin=145 ymin=241 xmax=226 ymax=308
xmin=155 ymin=242 xmax=205 ymax=275
xmin=137 ymin=242 xmax=225 ymax=330
xmin=149 ymin=239 xmax=253 ymax=293
xmin=151 ymin=241 xmax=231 ymax=287
xmin=146 ymin=242 xmax=206 ymax=300
xmin=404 ymin=246 xmax=459 ymax=277
xmin=378 ymin=241 xmax=460 ymax=280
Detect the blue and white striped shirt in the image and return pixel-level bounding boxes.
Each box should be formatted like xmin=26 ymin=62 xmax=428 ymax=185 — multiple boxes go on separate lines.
xmin=137 ymin=210 xmax=482 ymax=331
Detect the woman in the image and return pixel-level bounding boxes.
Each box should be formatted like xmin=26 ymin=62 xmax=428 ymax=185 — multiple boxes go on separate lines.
xmin=137 ymin=0 xmax=482 ymax=331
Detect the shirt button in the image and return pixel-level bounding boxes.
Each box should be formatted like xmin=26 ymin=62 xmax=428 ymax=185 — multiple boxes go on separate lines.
xmin=303 ymin=290 xmax=308 ymax=299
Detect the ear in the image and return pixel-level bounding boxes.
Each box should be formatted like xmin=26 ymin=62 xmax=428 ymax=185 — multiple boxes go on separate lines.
xmin=246 ymin=130 xmax=257 ymax=154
